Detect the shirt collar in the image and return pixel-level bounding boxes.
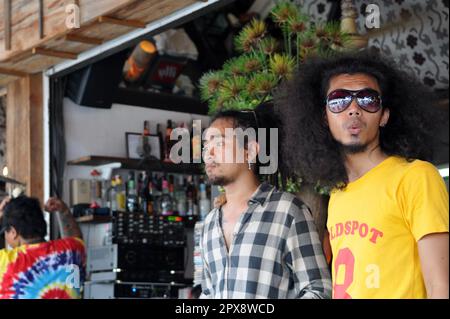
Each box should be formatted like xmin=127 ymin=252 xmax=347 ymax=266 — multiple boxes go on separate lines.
xmin=247 ymin=182 xmax=274 ymax=206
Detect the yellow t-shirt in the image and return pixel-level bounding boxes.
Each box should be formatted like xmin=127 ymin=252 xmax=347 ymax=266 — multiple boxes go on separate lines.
xmin=327 ymin=156 xmax=449 ymax=299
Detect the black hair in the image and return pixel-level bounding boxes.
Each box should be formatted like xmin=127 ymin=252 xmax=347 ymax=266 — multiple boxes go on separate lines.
xmin=275 ymin=50 xmax=441 ymax=190
xmin=211 ymin=101 xmax=283 ymax=182
xmin=2 ymin=196 xmax=47 ymax=239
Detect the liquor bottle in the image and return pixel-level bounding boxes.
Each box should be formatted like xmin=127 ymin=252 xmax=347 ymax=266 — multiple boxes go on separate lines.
xmin=168 ymin=175 xmax=177 ymax=213
xmin=137 ymin=121 xmax=152 ymax=159
xmin=143 ymin=120 xmax=150 ymax=135
xmin=164 ymin=120 xmax=173 ymax=162
xmin=186 ymin=176 xmax=195 ymax=216
xmin=115 ymin=175 xmax=126 ymax=211
xmin=126 ymin=171 xmax=138 ymax=213
xmin=109 ymin=177 xmax=118 ymax=212
xmin=192 ymin=175 xmax=199 ymax=216
xmin=159 ymin=179 xmax=174 ymax=215
xmin=90 ymin=169 xmax=102 ymax=207
xmin=151 ymin=173 xmax=162 ymax=214
xmin=156 ymin=123 xmax=164 ymax=161
xmin=147 ymin=180 xmax=155 ymax=215
xmin=175 ymin=175 xmax=187 ymax=216
xmin=139 ymin=171 xmax=148 ymax=213
xmin=199 ymin=183 xmax=211 ymax=221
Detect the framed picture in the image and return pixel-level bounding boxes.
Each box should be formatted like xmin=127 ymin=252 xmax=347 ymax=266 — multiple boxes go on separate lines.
xmin=126 ymin=132 xmax=161 ymax=160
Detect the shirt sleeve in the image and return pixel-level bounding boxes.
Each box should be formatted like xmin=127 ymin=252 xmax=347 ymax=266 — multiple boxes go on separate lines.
xmin=399 ymin=161 xmax=449 ymax=241
xmin=285 ymin=199 xmax=332 ymax=299
xmin=198 ymin=223 xmax=213 ymax=299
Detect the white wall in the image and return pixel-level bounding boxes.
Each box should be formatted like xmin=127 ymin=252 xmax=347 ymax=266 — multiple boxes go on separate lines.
xmin=63 ymin=97 xmax=211 ymax=205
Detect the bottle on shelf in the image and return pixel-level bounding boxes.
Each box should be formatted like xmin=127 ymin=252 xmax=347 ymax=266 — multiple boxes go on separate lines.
xmin=193 ymin=175 xmax=200 ymax=216
xmin=115 ymin=175 xmax=126 ymax=211
xmin=90 ymin=169 xmax=102 ymax=208
xmin=109 ymin=177 xmax=118 ymax=212
xmin=139 ymin=171 xmax=148 ymax=213
xmin=163 ymin=120 xmax=173 ymax=163
xmin=159 ymin=179 xmax=174 ymax=216
xmin=156 ymin=123 xmax=164 ymax=162
xmin=168 ymin=175 xmax=177 ymax=213
xmin=143 ymin=120 xmax=150 ymax=136
xmin=126 ymin=171 xmax=138 ymax=213
xmin=175 ymin=175 xmax=187 ymax=216
xmin=147 ymin=180 xmax=155 ymax=215
xmin=137 ymin=120 xmax=152 ymax=159
xmin=199 ymin=183 xmax=211 ymax=221
xmin=186 ymin=175 xmax=195 ymax=216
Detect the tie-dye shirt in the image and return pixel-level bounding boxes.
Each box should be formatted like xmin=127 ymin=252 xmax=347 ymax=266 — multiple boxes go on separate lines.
xmin=0 ymin=237 xmax=85 ymax=299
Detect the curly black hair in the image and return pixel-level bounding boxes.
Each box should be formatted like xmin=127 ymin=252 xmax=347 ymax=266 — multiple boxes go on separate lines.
xmin=2 ymin=196 xmax=47 ymax=239
xmin=274 ymin=50 xmax=441 ymax=190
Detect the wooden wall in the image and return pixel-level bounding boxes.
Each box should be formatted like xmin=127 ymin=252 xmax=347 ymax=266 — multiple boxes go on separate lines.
xmin=6 ymin=73 xmax=43 ymax=202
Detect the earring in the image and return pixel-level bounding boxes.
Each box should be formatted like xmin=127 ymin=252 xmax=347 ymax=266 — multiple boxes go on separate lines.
xmin=248 ymin=162 xmax=252 ymax=170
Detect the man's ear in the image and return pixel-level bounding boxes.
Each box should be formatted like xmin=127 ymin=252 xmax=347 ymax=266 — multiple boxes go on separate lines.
xmin=6 ymin=226 xmax=18 ymax=239
xmin=380 ymin=108 xmax=390 ymax=127
xmin=247 ymin=140 xmax=259 ymax=163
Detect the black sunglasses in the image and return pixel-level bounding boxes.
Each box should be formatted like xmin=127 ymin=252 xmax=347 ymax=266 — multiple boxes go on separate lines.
xmin=239 ymin=109 xmax=259 ymax=128
xmin=326 ymin=88 xmax=382 ymax=113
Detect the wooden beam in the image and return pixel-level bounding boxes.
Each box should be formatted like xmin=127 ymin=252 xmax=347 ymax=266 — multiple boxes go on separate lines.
xmin=97 ymin=16 xmax=146 ymax=29
xmin=65 ymin=34 xmax=104 ymax=45
xmin=32 ymin=47 xmax=78 ymax=60
xmin=4 ymin=0 xmax=11 ymax=50
xmin=0 ymin=67 xmax=27 ymax=77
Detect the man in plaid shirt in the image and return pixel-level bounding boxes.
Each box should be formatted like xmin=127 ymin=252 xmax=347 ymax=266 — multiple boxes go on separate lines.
xmin=199 ymin=105 xmax=331 ymax=299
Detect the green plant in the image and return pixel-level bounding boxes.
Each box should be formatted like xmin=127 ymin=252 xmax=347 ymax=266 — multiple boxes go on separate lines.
xmin=199 ymin=0 xmax=349 ymax=116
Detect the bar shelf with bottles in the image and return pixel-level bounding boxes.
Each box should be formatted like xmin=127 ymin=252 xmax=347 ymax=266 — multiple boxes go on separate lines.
xmin=111 ymin=170 xmax=210 ymax=221
xmin=71 ymin=118 xmax=211 ymax=225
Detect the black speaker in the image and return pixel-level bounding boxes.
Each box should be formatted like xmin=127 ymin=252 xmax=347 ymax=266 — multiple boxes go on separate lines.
xmin=65 ymin=50 xmax=128 ymax=108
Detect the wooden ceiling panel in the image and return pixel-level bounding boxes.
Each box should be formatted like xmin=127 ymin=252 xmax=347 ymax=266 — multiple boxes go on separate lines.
xmin=0 ymin=0 xmax=199 ymax=86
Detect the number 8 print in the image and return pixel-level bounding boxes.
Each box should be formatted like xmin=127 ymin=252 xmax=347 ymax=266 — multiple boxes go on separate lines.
xmin=333 ymin=248 xmax=355 ymax=299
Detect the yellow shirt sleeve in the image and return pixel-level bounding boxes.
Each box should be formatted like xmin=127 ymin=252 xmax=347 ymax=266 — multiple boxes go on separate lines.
xmin=399 ymin=161 xmax=449 ymax=241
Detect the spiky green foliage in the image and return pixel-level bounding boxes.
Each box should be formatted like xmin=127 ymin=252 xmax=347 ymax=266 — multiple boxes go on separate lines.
xmin=234 ymin=19 xmax=267 ymax=53
xmin=199 ymin=1 xmax=350 ymax=116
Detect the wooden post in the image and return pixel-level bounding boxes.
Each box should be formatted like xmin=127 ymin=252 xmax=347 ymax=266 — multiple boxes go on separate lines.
xmin=6 ymin=73 xmax=44 ymax=202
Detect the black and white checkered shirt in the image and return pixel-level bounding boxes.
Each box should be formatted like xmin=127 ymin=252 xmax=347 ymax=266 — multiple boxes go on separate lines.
xmin=199 ymin=183 xmax=332 ymax=299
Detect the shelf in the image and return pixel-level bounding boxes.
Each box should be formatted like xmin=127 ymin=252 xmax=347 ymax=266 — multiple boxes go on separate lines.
xmin=113 ymin=87 xmax=209 ymax=115
xmin=76 ymin=215 xmax=112 ymax=224
xmin=67 ymin=155 xmax=205 ymax=175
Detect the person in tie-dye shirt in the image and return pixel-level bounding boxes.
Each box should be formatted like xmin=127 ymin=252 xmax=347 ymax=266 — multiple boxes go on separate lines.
xmin=0 ymin=196 xmax=86 ymax=299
